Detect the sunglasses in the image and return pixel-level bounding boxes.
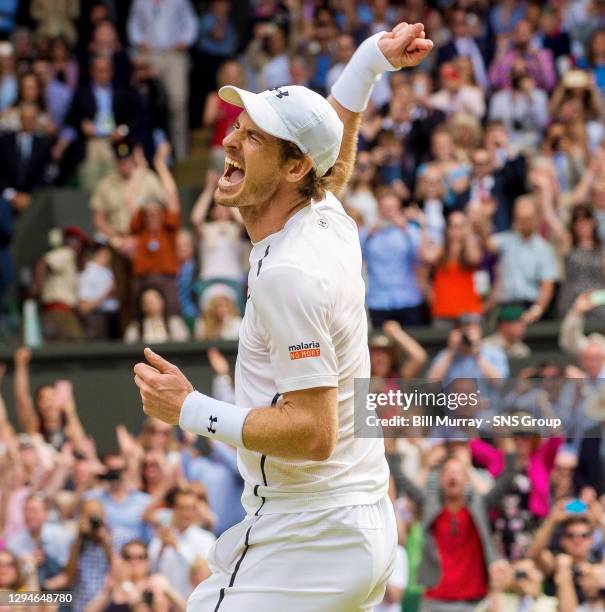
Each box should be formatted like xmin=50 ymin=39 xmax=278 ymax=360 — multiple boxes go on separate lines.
xmin=0 ymin=560 xmax=16 ymax=568
xmin=564 ymin=531 xmax=591 ymax=540
xmin=123 ymin=553 xmax=148 ymax=561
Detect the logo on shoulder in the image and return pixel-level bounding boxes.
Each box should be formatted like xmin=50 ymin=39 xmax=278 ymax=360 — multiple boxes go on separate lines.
xmin=317 ymin=217 xmax=328 ymax=229
xmin=288 ymin=340 xmax=321 ymax=360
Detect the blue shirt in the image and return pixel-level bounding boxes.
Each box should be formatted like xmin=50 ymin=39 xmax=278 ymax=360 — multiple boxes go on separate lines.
xmin=7 ymin=523 xmax=74 ymax=567
xmin=85 ymin=490 xmax=151 ymax=550
xmin=360 ymin=223 xmax=423 ymax=310
xmin=0 ymin=0 xmax=18 ymax=33
xmin=178 ymin=259 xmax=198 ymax=322
xmin=198 ymin=13 xmax=238 ymax=56
xmin=184 ymin=446 xmax=245 ymax=535
xmin=431 ymin=344 xmax=509 ymax=386
xmin=91 ymin=84 xmax=114 ymax=136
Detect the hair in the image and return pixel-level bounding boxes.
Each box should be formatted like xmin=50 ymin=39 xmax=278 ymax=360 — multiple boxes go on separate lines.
xmin=0 ymin=550 xmax=24 ymax=590
xmin=561 ymin=515 xmax=593 ymax=535
xmin=17 ymin=71 xmax=46 ymax=109
xmin=278 ymin=139 xmax=326 ymax=202
xmin=586 ymin=28 xmax=605 ymax=67
xmin=570 ymin=204 xmax=600 ymax=247
xmin=198 ymin=293 xmax=239 ymax=340
xmin=134 ymin=285 xmax=170 ymax=332
xmin=121 ymin=539 xmax=148 ymax=558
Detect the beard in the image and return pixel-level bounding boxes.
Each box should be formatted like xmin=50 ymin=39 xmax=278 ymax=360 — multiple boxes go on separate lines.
xmin=214 ymin=167 xmax=282 ymax=211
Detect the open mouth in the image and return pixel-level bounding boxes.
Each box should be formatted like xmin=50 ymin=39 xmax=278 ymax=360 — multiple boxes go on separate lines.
xmin=221 ymin=155 xmax=245 ymax=187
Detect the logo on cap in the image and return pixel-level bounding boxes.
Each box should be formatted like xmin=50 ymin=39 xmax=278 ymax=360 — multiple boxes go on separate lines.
xmin=270 ymin=87 xmax=289 ymax=99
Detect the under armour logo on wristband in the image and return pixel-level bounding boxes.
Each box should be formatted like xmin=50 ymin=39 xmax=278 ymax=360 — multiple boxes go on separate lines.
xmin=207 ymin=415 xmax=218 ymax=434
xmin=270 ymin=87 xmax=289 ymax=99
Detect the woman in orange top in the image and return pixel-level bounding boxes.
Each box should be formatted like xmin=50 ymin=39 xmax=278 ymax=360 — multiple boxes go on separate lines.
xmin=428 ymin=210 xmax=483 ymax=326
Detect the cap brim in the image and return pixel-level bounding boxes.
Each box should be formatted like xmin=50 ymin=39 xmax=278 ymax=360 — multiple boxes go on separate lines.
xmin=218 ymin=85 xmax=301 ymax=151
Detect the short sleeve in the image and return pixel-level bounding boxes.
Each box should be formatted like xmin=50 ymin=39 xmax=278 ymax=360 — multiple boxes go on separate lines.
xmin=44 ymin=247 xmax=72 ymax=271
xmin=252 ymin=266 xmax=338 ymax=394
xmin=538 ymin=241 xmax=559 ymax=282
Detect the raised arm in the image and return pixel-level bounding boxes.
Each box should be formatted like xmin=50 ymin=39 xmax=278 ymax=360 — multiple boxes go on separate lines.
xmin=324 ymin=23 xmax=433 ymax=197
xmin=190 ymin=170 xmax=220 ymax=231
xmin=154 ymin=143 xmax=180 ymax=214
xmin=13 ymin=347 xmax=40 ymax=433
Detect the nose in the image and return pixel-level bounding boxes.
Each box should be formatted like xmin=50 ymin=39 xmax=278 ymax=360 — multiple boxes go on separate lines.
xmin=222 ymin=127 xmax=239 ymax=152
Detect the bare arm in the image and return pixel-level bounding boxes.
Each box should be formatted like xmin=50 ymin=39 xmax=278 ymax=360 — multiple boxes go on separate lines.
xmin=13 ymin=348 xmax=40 ymax=433
xmin=154 ymin=143 xmax=180 ymax=214
xmin=383 ymin=321 xmax=427 ymax=379
xmin=242 ymin=387 xmax=338 ymax=461
xmin=325 ymin=23 xmax=433 ymax=197
xmin=202 ymin=92 xmax=220 ymax=128
xmin=190 ymin=171 xmax=219 ymax=230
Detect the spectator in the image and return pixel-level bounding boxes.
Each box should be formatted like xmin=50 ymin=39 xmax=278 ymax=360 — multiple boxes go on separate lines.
xmin=127 ymin=0 xmax=198 ymax=160
xmin=65 ymin=498 xmax=112 ymax=612
xmin=48 ymin=36 xmax=79 ymax=91
xmin=6 ymin=493 xmax=74 ymax=589
xmin=124 ymin=287 xmax=189 ymax=344
xmin=580 ymin=28 xmax=605 ymax=98
xmin=58 ymin=54 xmax=142 ymax=189
xmin=129 ymin=143 xmax=181 ymax=314
xmin=489 ymin=19 xmax=557 ymax=93
xmin=85 ymin=452 xmax=151 ymax=551
xmin=387 ymin=445 xmax=516 ymax=612
xmin=202 ymin=60 xmax=245 ymax=175
xmin=77 ymin=240 xmax=119 ymax=340
xmin=326 ymin=33 xmax=356 ymax=92
xmin=484 ymin=196 xmax=559 ymax=324
xmin=557 ymin=205 xmax=605 ymax=321
xmin=194 ymin=284 xmax=241 ymax=341
xmin=488 ymin=62 xmax=549 ymax=151
xmin=528 ymin=511 xmax=602 ymax=602
xmin=30 ymin=1 xmax=80 ymax=45
xmin=369 ymin=320 xmax=428 ymax=381
xmin=476 ymin=558 xmax=558 ymax=611
xmin=80 ymin=20 xmax=131 ymax=89
xmin=360 ymin=191 xmax=430 ymax=328
xmin=427 ymin=316 xmax=509 ymax=385
xmin=0 ymin=194 xmax=13 ymax=305
xmin=560 ymin=291 xmax=605 ymax=357
xmin=344 ymin=150 xmax=379 ymax=229
xmin=0 ymin=103 xmax=52 ymax=213
xmin=437 ymin=7 xmax=490 ymax=90
xmin=190 ymin=169 xmax=246 ymax=285
xmin=33 ymin=225 xmax=92 ymax=342
xmin=175 ymin=228 xmax=198 ymax=332
xmin=130 ymin=53 xmax=171 ymax=164
xmin=426 ymin=210 xmax=483 ymax=327
xmin=0 ymin=42 xmax=17 ymax=112
xmin=31 ymin=57 xmax=73 ymax=131
xmin=13 ymin=349 xmax=87 ymax=451
xmin=0 ymin=71 xmax=56 ymax=136
xmin=483 ymin=304 xmax=531 ymax=359
xmin=86 ymin=540 xmax=186 ymax=611
xmin=194 ymin=0 xmax=238 ymax=126
xmin=0 ymin=549 xmax=39 ymax=592
xmin=429 ymin=62 xmax=485 ymax=120
xmin=148 ymin=487 xmax=215 ymax=598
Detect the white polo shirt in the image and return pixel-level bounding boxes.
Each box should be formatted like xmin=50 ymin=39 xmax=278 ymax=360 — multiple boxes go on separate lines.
xmin=235 ymin=190 xmax=389 ymax=515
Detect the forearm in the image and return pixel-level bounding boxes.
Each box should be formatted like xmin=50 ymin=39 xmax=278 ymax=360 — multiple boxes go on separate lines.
xmin=559 ymin=310 xmax=586 ymax=355
xmin=155 ymin=161 xmax=179 ymax=212
xmin=534 ymin=281 xmax=555 ymax=312
xmin=526 ymin=517 xmax=557 ymax=561
xmin=13 ymin=364 xmax=38 ymax=432
xmin=179 ymin=388 xmax=337 ymax=461
xmin=427 ymin=352 xmax=454 ymax=380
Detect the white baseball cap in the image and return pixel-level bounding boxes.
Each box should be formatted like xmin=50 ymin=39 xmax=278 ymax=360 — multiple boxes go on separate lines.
xmin=218 ymin=85 xmax=344 ymax=177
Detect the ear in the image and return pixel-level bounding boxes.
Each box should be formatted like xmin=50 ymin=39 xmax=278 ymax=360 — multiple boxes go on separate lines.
xmin=284 ymin=155 xmax=314 ymax=185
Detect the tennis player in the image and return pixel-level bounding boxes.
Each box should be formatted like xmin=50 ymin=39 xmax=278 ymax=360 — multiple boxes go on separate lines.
xmin=134 ymin=22 xmax=432 ymax=611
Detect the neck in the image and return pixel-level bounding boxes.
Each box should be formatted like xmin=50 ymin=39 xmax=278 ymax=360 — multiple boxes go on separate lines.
xmin=239 ymin=192 xmax=310 ymax=243
xmin=443 ymin=497 xmax=464 ymax=512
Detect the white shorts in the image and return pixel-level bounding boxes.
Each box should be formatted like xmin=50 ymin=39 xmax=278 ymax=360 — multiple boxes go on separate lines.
xmin=187 ymin=495 xmax=398 ymax=612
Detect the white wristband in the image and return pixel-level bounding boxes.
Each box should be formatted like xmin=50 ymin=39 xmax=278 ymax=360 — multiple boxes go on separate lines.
xmin=179 ymin=390 xmax=252 ymax=449
xmin=331 ymin=31 xmax=398 ymax=113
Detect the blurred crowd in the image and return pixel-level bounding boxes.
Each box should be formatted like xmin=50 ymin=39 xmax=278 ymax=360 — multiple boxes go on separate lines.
xmin=0 ymin=0 xmax=604 ymax=345
xmin=1 ymin=0 xmax=605 ymax=611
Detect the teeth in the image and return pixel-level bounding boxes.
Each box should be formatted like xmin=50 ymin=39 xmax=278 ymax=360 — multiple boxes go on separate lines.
xmin=225 ymin=156 xmax=244 ymax=171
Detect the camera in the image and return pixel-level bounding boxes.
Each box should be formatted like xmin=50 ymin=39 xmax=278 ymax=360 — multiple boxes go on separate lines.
xmin=514 ymin=570 xmax=529 ymax=580
xmin=89 ymin=515 xmax=103 ymax=531
xmin=142 ymin=590 xmax=154 ymax=606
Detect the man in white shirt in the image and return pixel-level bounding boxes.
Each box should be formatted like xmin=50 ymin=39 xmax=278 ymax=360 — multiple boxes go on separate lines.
xmin=127 ymin=0 xmax=198 ymax=160
xmin=134 ymin=22 xmax=433 ymax=611
xmin=148 ymin=488 xmax=216 ymax=598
